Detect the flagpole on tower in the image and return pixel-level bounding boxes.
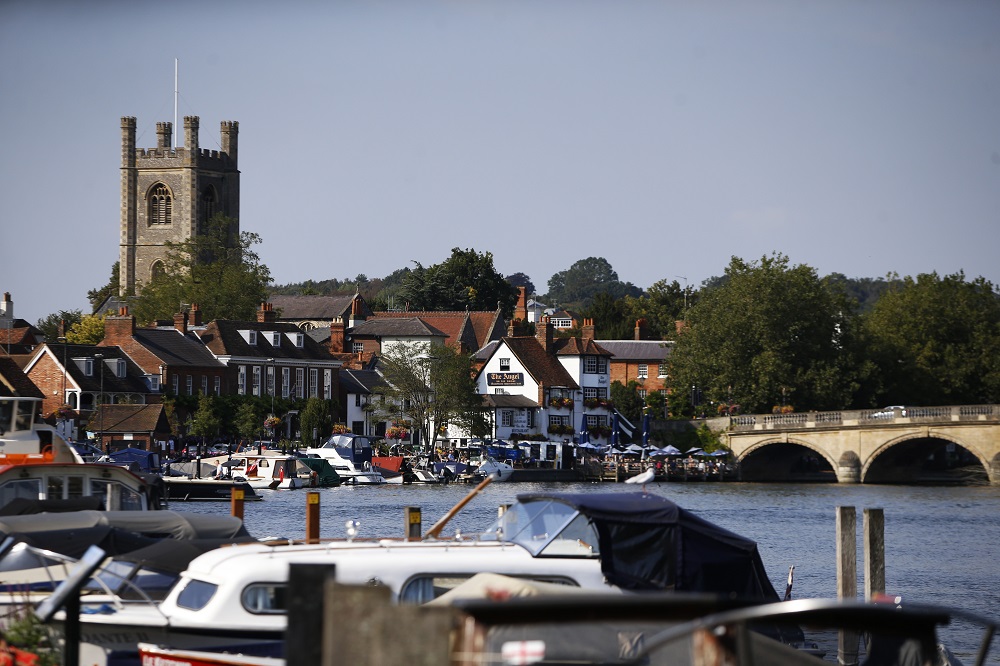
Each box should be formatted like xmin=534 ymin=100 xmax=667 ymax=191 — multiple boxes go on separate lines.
xmin=173 ymin=59 xmax=178 ymax=149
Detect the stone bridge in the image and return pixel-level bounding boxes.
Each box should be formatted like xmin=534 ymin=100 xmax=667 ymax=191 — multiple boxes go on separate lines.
xmin=725 ymin=405 xmax=1000 ymax=484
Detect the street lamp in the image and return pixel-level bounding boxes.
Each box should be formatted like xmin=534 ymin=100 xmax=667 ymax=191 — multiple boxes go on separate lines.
xmin=57 ymin=337 xmax=68 ymax=442
xmin=94 ymin=353 xmax=105 ymax=453
xmin=266 ymin=358 xmax=275 ymax=416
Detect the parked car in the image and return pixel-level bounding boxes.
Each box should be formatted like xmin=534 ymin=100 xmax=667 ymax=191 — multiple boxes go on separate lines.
xmin=870 ymin=405 xmax=907 ymax=419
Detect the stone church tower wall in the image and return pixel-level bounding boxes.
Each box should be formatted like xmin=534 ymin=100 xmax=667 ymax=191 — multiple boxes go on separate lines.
xmin=119 ymin=115 xmax=240 ymax=296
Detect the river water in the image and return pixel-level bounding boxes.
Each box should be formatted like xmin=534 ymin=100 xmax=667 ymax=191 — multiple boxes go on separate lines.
xmin=174 ymin=481 xmax=1000 ymax=664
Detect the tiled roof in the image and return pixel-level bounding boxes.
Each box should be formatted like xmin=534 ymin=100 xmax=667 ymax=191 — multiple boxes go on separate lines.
xmin=339 ymin=369 xmax=387 ymax=394
xmin=553 ymin=337 xmax=613 ymax=357
xmin=350 ymin=318 xmax=448 ymax=339
xmin=369 ymin=310 xmax=504 ymax=351
xmin=132 ymin=329 xmax=224 ymax=368
xmin=270 ymin=295 xmax=369 ymax=320
xmin=595 ymin=340 xmax=674 ymax=361
xmin=484 ymin=394 xmax=538 ymax=408
xmin=43 ymin=344 xmax=153 ymax=395
xmin=197 ymin=320 xmax=333 ymax=361
xmin=0 ymin=356 xmax=44 ymax=398
xmin=0 ymin=320 xmax=45 ymax=354
xmin=91 ymin=403 xmax=169 ymax=434
xmin=502 ymin=337 xmax=579 ymax=389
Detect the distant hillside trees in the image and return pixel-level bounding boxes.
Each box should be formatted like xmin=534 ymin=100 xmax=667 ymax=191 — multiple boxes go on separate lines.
xmin=544 ymin=257 xmax=642 ymax=310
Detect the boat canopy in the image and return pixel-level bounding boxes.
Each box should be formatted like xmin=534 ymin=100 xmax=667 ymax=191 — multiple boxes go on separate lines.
xmin=505 ymin=492 xmax=781 ymax=601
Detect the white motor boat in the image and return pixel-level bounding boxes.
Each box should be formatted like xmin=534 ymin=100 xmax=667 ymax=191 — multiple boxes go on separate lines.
xmin=474 ymin=455 xmax=515 ymax=481
xmin=305 ymin=434 xmax=385 ymax=485
xmin=198 ymin=453 xmax=309 ymax=490
xmin=47 ymin=490 xmax=793 ymax=662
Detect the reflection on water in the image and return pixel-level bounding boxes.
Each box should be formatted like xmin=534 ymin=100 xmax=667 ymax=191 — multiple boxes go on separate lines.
xmin=176 ymin=481 xmax=1000 ymax=663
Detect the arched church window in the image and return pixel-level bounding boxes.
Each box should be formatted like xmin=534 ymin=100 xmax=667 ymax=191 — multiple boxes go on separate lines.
xmin=149 ymin=183 xmax=172 ymax=225
xmin=200 ymin=185 xmax=218 ymax=232
xmin=150 ymin=261 xmax=166 ymax=283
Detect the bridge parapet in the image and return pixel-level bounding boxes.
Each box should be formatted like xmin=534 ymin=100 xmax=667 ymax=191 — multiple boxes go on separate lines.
xmin=729 ymin=404 xmax=1000 ymax=432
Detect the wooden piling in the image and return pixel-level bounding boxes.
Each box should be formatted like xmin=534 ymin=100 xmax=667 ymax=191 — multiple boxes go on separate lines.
xmin=230 ymin=486 xmax=244 ymax=520
xmin=405 ymin=506 xmax=422 ymax=541
xmin=864 ymin=508 xmax=886 ymax=600
xmin=306 ymin=491 xmax=321 ymax=543
xmin=836 ymin=506 xmax=859 ymax=666
xmin=287 ymin=563 xmax=336 ymax=666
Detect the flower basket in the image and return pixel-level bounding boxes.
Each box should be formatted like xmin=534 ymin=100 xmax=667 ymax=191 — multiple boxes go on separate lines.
xmin=386 ymin=426 xmax=409 ymax=440
xmin=549 ymin=397 xmax=573 ymax=409
xmin=50 ymin=405 xmax=76 ymax=420
xmin=264 ymin=416 xmax=281 ymax=430
xmin=331 ymin=424 xmax=351 ymax=434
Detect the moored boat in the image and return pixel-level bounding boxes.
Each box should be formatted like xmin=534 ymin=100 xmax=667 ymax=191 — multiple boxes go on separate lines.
xmin=304 ymin=434 xmax=385 ymax=485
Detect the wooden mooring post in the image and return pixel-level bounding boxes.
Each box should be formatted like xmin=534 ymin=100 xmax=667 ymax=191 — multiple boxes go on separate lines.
xmin=837 ymin=506 xmax=859 ymax=666
xmin=405 ymin=506 xmax=421 ymax=541
xmin=306 ymin=490 xmax=320 ymax=543
xmin=837 ymin=506 xmax=887 ymax=665
xmin=287 ymin=563 xmax=336 ymax=666
xmin=230 ymin=485 xmax=244 ymax=520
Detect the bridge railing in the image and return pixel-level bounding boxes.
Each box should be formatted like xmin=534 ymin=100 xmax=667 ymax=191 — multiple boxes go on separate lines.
xmin=729 ymin=404 xmax=1000 ymax=432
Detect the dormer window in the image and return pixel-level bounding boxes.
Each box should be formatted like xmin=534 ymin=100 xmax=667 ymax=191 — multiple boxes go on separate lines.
xmin=249 ymin=330 xmax=257 ymax=345
xmin=272 ymin=332 xmax=281 ymax=347
xmin=84 ymin=359 xmax=94 ymax=376
xmin=148 ymin=375 xmax=160 ymax=392
xmin=116 ymin=359 xmax=126 ymax=378
xmin=295 ymin=333 xmax=304 ymax=348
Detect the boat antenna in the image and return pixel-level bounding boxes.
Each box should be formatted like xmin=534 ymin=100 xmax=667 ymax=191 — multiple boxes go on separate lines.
xmin=424 ymin=475 xmax=493 ymax=540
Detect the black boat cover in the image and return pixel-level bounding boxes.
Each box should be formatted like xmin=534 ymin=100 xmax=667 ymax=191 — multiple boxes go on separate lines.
xmin=0 ymin=510 xmax=252 ymax=559
xmin=516 ymin=492 xmax=782 ymax=601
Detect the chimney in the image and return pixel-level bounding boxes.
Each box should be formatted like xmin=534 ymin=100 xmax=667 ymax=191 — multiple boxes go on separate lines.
xmin=188 ymin=304 xmax=202 ymax=327
xmin=174 ymin=310 xmax=188 ymax=335
xmin=0 ymin=292 xmax=12 ymax=323
xmin=536 ymin=316 xmax=553 ymax=353
xmin=330 ymin=317 xmax=346 ymax=353
xmin=348 ymin=297 xmax=366 ymax=327
xmin=104 ymin=307 xmax=136 ymax=342
xmin=516 ymin=287 xmax=528 ymax=323
xmin=582 ymin=318 xmax=595 ymax=345
xmin=258 ymin=302 xmax=277 ymax=323
xmin=634 ymin=318 xmax=648 ymax=341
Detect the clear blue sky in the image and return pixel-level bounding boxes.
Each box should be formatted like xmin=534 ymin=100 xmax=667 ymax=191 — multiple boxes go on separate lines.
xmin=3 ymin=0 xmax=999 ymax=326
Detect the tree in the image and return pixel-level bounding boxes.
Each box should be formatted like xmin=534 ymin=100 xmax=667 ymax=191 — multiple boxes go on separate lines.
xmin=620 ymin=279 xmax=692 ymax=339
xmin=374 ymin=342 xmax=488 ymax=450
xmin=399 ymin=248 xmax=518 ymax=316
xmin=505 ymin=272 xmax=536 ymax=297
xmin=66 ymin=314 xmax=107 ymax=344
xmin=189 ymin=394 xmax=222 ymax=442
xmin=545 ymin=257 xmax=642 ymax=310
xmin=610 ymin=380 xmax=644 ymax=430
xmin=299 ymin=397 xmax=334 ymax=447
xmin=668 ymin=253 xmax=863 ymax=414
xmin=863 ymin=271 xmax=1000 ymax=405
xmin=234 ymin=402 xmax=262 ymax=444
xmin=583 ymin=292 xmax=632 ymax=340
xmin=36 ymin=309 xmax=83 ymax=342
xmin=87 ymin=261 xmax=120 ymax=312
xmin=130 ymin=214 xmax=272 ymax=323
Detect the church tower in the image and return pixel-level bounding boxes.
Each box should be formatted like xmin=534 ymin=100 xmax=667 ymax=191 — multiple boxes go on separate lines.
xmin=119 ymin=116 xmax=240 ymax=296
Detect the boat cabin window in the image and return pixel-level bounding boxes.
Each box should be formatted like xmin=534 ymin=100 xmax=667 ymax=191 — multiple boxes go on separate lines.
xmin=90 ymin=479 xmax=146 ymax=511
xmin=47 ymin=475 xmax=85 ymax=500
xmin=176 ymin=579 xmax=218 ymax=611
xmin=0 ymin=479 xmax=41 ymax=506
xmin=0 ymin=401 xmax=13 ymax=434
xmin=481 ymin=499 xmax=598 ymax=558
xmin=242 ymin=583 xmax=287 ymax=614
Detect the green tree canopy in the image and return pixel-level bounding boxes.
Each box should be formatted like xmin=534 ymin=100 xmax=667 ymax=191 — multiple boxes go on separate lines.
xmin=66 ymin=314 xmax=107 ymax=344
xmin=36 ymin=309 xmax=83 ymax=343
xmin=87 ymin=261 xmax=120 ymax=313
xmin=668 ymin=253 xmax=863 ymax=414
xmin=399 ymin=248 xmax=518 ymax=317
xmin=863 ymin=271 xmax=1000 ymax=406
xmin=374 ymin=342 xmax=488 ymax=449
xmin=299 ymin=397 xmax=334 ymax=447
xmin=620 ymin=279 xmax=693 ymax=339
xmin=189 ymin=394 xmax=222 ymax=440
xmin=545 ymin=257 xmax=642 ymax=310
xmin=130 ymin=214 xmax=272 ymax=323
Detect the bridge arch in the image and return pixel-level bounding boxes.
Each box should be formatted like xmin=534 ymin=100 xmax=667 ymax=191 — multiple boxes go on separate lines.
xmin=738 ymin=437 xmax=839 ymax=483
xmin=863 ymin=431 xmax=990 ymax=485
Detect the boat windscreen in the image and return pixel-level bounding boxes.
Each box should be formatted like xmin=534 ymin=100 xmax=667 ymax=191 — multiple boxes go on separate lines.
xmin=480 ymin=499 xmax=583 ymax=556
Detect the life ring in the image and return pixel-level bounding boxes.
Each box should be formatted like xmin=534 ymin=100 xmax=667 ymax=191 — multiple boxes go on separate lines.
xmin=41 ymin=445 xmax=53 ymax=457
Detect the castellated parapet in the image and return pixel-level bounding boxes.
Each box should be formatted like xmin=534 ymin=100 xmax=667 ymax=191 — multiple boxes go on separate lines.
xmin=119 ymin=115 xmax=241 ymax=297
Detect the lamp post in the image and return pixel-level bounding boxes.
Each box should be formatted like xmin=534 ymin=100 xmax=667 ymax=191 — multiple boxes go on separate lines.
xmin=94 ymin=353 xmax=105 ymax=453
